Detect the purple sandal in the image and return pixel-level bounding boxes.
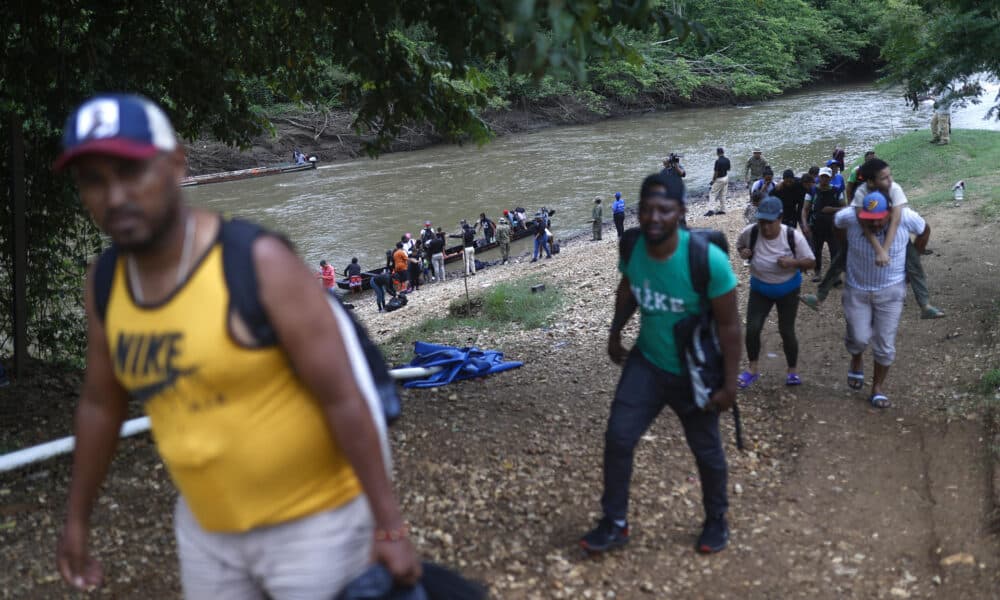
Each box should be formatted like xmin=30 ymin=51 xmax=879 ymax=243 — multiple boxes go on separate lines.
xmin=786 ymin=373 xmax=802 ymax=386
xmin=737 ymin=371 xmax=760 ymax=389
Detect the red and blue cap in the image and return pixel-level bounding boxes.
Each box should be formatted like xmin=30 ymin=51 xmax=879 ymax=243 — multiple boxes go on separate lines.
xmin=53 ymin=94 xmax=177 ymax=172
xmin=859 ymin=191 xmax=889 ymax=220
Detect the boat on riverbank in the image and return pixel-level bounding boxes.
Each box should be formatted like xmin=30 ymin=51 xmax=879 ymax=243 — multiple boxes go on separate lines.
xmin=337 ymin=220 xmax=542 ymax=291
xmin=180 ymin=160 xmax=316 ymax=187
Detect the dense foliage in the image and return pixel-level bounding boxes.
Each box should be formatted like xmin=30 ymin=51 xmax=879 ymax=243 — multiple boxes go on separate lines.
xmin=879 ymin=0 xmax=1000 ymax=116
xmin=0 ymin=0 xmax=684 ymax=369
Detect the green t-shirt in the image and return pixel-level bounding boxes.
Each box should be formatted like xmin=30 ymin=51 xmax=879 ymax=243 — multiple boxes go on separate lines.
xmin=618 ymin=229 xmax=738 ymax=375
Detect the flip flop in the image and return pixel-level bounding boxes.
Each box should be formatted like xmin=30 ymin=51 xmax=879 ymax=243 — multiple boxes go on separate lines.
xmin=847 ymin=370 xmax=864 ymax=390
xmin=785 ymin=373 xmax=802 ymax=386
xmin=737 ymin=371 xmax=760 ymax=389
xmin=800 ymin=294 xmax=820 ymax=311
xmin=869 ymin=393 xmax=891 ymax=409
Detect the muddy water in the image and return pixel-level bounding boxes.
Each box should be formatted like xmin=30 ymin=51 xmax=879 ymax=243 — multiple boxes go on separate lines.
xmin=186 ymin=81 xmax=1000 ymax=270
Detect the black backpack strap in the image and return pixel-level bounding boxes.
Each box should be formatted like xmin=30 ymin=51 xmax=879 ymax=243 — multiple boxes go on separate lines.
xmin=687 ymin=231 xmax=711 ymax=312
xmin=748 ymin=224 xmax=759 ymax=254
xmin=619 ymin=227 xmax=642 ymax=267
xmin=93 ymin=246 xmax=119 ymax=323
xmin=786 ymin=225 xmax=796 ymax=257
xmin=219 ymin=218 xmax=280 ymax=347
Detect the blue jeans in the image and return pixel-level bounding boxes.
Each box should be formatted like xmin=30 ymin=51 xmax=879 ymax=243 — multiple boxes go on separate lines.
xmin=601 ymin=350 xmax=728 ymax=521
xmin=371 ymin=279 xmax=394 ymax=310
xmin=533 ymin=235 xmax=551 ymax=259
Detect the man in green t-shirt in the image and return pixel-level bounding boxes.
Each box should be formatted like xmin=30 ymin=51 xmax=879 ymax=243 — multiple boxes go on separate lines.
xmin=580 ymin=173 xmax=742 ymax=556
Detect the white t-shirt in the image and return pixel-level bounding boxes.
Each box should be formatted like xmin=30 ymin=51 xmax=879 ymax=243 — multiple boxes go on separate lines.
xmin=834 ymin=206 xmax=926 ymax=291
xmin=737 ymin=224 xmax=815 ymax=284
xmin=852 ymin=181 xmax=908 ymax=208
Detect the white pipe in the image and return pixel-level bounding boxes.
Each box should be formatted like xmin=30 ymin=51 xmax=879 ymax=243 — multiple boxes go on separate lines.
xmin=0 ymin=366 xmax=443 ymax=474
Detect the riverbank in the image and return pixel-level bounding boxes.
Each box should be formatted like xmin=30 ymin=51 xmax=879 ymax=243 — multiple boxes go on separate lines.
xmin=2 ymin=130 xmax=999 ymax=598
xmin=184 ymin=92 xmax=747 ymax=174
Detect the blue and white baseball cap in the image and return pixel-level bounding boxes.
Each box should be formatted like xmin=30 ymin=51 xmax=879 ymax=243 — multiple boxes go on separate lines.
xmin=54 ymin=94 xmax=177 ymax=172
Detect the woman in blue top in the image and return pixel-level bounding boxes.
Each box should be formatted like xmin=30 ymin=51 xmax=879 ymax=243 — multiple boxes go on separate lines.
xmin=735 ymin=197 xmax=816 ymax=388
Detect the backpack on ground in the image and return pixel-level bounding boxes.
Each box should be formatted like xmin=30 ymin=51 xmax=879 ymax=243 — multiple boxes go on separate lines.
xmin=93 ymin=219 xmax=403 ymax=436
xmin=384 ymin=296 xmax=405 ymax=312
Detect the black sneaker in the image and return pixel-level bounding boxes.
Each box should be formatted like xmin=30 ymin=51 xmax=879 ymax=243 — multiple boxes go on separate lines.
xmin=696 ymin=516 xmax=729 ymax=554
xmin=580 ymin=517 xmax=629 ymax=553
xmin=703 ymin=210 xmax=715 ymax=217
xmin=716 ymin=210 xmax=726 ymax=215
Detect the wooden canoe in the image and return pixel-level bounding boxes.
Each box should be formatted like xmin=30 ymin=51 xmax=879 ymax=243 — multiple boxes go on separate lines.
xmin=180 ymin=161 xmax=316 ymax=188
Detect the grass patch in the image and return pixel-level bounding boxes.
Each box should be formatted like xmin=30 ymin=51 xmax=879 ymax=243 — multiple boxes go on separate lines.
xmin=979 ymin=368 xmax=1000 ymax=395
xmin=871 ymin=129 xmax=1000 ymax=210
xmin=381 ymin=279 xmax=562 ymax=362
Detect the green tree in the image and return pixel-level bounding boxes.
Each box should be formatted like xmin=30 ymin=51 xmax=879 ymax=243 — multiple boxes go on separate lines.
xmin=1 ymin=1 xmax=688 ymax=373
xmin=880 ymin=0 xmax=1000 ymax=114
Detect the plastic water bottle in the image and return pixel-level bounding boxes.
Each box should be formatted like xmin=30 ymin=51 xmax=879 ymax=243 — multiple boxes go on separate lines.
xmin=953 ymin=180 xmax=965 ymax=206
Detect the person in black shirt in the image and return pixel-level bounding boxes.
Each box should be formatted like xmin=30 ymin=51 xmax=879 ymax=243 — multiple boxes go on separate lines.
xmin=772 ymin=169 xmax=811 ymax=229
xmin=345 ymin=257 xmax=363 ymax=294
xmin=708 ymin=147 xmax=731 ymax=216
xmin=426 ymin=231 xmax=446 ymax=282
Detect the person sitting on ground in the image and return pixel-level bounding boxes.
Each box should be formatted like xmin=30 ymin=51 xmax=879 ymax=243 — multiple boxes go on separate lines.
xmin=800 ymin=167 xmax=844 ymax=283
xmin=802 ymin=158 xmax=945 ymax=318
xmin=746 ymin=166 xmax=775 ymax=224
xmin=316 ymin=260 xmax=336 ymax=289
xmin=735 ymin=197 xmax=815 ymax=389
xmin=835 ymin=191 xmax=931 ymax=408
xmin=346 ymin=258 xmax=363 ymax=293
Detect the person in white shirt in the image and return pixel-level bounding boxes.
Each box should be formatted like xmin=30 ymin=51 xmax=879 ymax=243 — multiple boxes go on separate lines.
xmin=834 ymin=191 xmax=931 ymax=409
xmin=802 ymin=158 xmax=944 ymax=319
xmin=735 ymin=197 xmax=815 ymax=388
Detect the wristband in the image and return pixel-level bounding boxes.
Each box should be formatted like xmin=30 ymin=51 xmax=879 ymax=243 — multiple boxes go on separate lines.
xmin=374 ymin=523 xmax=410 ymax=542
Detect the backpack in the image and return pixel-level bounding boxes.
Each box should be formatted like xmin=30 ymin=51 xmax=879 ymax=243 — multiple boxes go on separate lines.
xmin=619 ymin=226 xmax=728 ymax=407
xmin=747 ymin=224 xmax=797 ymax=258
xmin=93 ymin=219 xmax=402 ymax=432
xmin=619 ymin=227 xmax=744 ymax=448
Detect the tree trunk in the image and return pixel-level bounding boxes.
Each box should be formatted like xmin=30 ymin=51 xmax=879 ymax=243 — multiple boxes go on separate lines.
xmin=10 ymin=114 xmax=28 ymax=378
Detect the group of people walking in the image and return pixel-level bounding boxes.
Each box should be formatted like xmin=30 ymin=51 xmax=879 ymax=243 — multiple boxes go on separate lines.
xmin=53 ymin=93 xmax=951 ymax=600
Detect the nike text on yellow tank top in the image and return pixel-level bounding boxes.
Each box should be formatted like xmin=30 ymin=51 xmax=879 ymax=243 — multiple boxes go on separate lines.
xmin=105 ymin=243 xmax=360 ymax=532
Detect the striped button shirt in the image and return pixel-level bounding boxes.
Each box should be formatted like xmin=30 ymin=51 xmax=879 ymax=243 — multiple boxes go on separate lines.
xmin=834 ymin=207 xmax=926 ymax=292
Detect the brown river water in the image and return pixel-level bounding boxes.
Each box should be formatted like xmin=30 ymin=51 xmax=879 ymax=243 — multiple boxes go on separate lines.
xmin=186 ymin=81 xmax=1000 ymax=271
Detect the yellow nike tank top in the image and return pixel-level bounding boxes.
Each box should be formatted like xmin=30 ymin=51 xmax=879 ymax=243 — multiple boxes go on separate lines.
xmin=105 ymin=241 xmax=361 ymax=532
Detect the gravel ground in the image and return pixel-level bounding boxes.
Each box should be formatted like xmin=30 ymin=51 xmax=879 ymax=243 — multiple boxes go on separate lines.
xmin=1 ymin=183 xmax=998 ymax=599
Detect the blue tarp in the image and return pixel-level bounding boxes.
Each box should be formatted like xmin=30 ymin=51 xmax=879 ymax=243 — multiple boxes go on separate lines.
xmin=400 ymin=342 xmax=523 ymax=388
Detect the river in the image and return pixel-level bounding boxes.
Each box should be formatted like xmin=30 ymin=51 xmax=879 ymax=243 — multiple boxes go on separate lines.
xmin=186 ymin=81 xmax=1000 ymax=270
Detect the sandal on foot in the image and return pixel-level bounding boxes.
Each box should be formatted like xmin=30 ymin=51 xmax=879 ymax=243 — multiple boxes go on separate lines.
xmin=921 ymin=305 xmax=945 ymax=319
xmin=737 ymin=371 xmax=760 ymax=389
xmin=847 ymin=370 xmax=864 ymax=390
xmin=869 ymin=393 xmax=891 ymax=409
xmin=800 ymin=294 xmax=820 ymax=311
xmin=786 ymin=373 xmax=802 ymax=386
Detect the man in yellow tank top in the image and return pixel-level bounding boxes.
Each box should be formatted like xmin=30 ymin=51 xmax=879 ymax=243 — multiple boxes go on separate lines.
xmin=53 ymin=94 xmax=420 ymax=598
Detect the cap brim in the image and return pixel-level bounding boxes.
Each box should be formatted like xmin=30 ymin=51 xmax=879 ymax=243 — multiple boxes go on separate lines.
xmin=858 ymin=211 xmax=889 ymax=220
xmin=757 ymin=212 xmax=781 ymax=221
xmin=53 ymin=139 xmax=159 ymax=172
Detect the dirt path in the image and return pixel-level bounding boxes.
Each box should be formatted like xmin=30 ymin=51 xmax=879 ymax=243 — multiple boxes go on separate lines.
xmin=1 ymin=193 xmax=997 ymax=598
